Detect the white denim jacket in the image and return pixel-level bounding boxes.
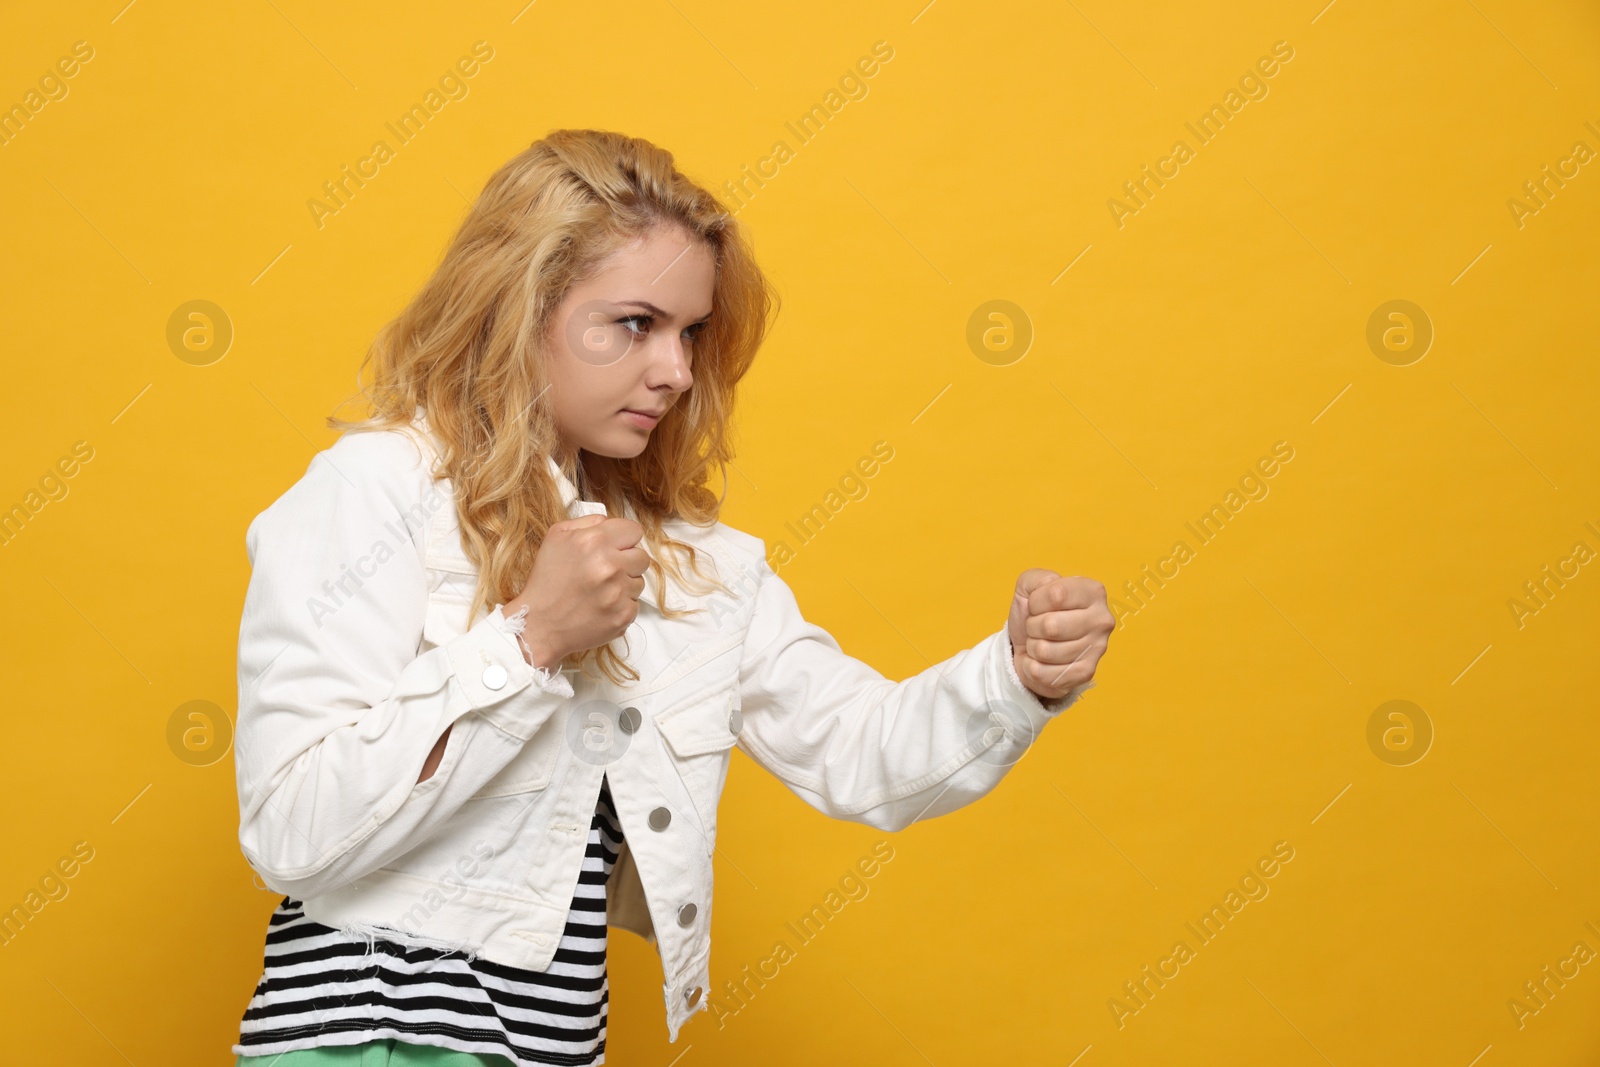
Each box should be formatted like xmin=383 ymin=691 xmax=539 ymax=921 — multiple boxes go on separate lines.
xmin=233 ymin=411 xmax=1091 ymax=1041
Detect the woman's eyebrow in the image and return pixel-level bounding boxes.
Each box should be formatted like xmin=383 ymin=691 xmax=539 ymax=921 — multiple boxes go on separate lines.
xmin=617 ymin=299 xmax=713 ymax=321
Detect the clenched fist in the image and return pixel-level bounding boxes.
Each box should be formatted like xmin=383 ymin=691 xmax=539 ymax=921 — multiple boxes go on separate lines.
xmin=1006 ymin=569 xmax=1114 ymax=702
xmin=421 ymin=513 xmax=647 ymax=784
xmin=502 ymin=514 xmax=650 ymax=670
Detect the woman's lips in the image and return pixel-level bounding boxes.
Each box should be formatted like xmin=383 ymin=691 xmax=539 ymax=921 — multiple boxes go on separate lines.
xmin=620 ymin=408 xmax=661 ymax=428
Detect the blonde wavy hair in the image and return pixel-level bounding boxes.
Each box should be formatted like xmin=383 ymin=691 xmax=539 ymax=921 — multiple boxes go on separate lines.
xmin=329 ymin=129 xmax=779 ymax=686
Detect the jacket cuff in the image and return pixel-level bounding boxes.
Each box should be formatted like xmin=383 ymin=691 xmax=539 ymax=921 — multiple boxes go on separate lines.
xmin=442 ymin=605 xmax=574 ymax=741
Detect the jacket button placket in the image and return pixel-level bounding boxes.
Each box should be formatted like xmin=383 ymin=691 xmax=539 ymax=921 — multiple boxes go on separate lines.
xmin=532 ymin=758 xmax=604 ymax=954
xmin=647 ymin=802 xmax=703 ymax=974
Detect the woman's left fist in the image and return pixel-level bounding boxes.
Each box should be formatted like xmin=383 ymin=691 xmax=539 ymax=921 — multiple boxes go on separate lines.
xmin=1006 ymin=568 xmax=1115 ymax=701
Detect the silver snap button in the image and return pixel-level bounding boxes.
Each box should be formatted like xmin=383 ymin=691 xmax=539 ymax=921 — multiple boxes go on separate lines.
xmin=482 ymin=663 xmax=508 ymax=690
xmin=728 ymin=706 xmax=743 ymax=734
xmin=684 ymin=985 xmax=703 ymax=1007
xmin=618 ymin=706 xmax=641 ymax=734
xmin=648 ymin=806 xmax=672 ymax=831
xmin=677 ymin=902 xmax=697 ymax=926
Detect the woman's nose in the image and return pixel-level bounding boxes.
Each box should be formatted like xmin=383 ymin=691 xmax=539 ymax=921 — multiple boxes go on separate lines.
xmin=650 ymin=337 xmax=693 ymax=390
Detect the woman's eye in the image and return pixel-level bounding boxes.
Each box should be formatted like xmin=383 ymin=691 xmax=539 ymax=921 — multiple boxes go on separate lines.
xmin=618 ymin=315 xmax=707 ymax=343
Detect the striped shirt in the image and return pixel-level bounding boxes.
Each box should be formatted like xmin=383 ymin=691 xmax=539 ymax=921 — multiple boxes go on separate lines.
xmin=234 ymin=774 xmax=622 ymax=1067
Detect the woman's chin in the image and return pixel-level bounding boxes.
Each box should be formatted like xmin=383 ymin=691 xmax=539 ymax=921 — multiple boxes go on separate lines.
xmin=582 ymin=435 xmax=651 ymax=461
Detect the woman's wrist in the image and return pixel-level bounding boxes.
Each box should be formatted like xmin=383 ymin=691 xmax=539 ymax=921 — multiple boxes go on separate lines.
xmin=523 ymin=631 xmax=564 ymax=673
xmin=502 ymin=597 xmax=565 ymax=670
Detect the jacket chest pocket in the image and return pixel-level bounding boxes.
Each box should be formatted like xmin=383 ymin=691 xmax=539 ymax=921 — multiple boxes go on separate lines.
xmin=470 ymin=717 xmax=565 ymax=797
xmin=652 ymin=676 xmax=742 ymax=845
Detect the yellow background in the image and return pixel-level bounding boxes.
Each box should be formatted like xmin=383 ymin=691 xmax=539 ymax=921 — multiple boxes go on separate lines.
xmin=2 ymin=0 xmax=1597 ymax=1063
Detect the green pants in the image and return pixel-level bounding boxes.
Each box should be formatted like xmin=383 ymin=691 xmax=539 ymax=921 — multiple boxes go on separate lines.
xmin=236 ymin=1039 xmax=516 ymax=1066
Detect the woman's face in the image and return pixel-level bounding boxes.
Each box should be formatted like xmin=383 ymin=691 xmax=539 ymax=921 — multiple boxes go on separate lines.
xmin=544 ymin=225 xmax=716 ymax=469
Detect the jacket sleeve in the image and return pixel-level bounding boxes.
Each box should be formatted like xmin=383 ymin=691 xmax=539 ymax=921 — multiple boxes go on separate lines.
xmin=732 ymin=555 xmax=1093 ymax=833
xmin=233 ymin=430 xmax=576 ymax=901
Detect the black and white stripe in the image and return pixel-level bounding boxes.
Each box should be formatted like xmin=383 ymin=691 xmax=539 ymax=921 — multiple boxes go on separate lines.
xmin=234 ymin=774 xmax=622 ymax=1067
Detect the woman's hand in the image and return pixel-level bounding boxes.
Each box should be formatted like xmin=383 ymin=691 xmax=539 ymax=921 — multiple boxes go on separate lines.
xmin=1006 ymin=568 xmax=1114 ymax=701
xmin=503 ymin=513 xmax=650 ymax=669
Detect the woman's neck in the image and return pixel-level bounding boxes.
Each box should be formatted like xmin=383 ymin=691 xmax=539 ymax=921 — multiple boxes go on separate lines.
xmin=562 ymin=451 xmax=591 ymax=502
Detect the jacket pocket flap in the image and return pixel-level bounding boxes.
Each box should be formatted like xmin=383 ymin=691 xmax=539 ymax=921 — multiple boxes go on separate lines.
xmin=471 ymin=714 xmax=564 ymax=797
xmin=653 ymin=687 xmax=739 ymax=758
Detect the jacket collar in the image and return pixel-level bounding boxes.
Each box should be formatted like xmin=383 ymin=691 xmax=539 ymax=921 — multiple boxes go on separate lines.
xmin=545 ymin=452 xmax=661 ymax=609
xmin=546 ymin=453 xmax=588 ymax=514
xmin=412 ymin=407 xmax=660 ymax=608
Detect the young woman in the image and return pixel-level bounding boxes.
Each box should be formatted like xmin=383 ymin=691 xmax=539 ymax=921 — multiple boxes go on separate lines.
xmin=231 ymin=128 xmax=1114 ymax=1067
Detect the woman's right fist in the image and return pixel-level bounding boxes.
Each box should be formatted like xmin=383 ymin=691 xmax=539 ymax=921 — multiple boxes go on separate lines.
xmin=502 ymin=513 xmax=649 ymax=670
